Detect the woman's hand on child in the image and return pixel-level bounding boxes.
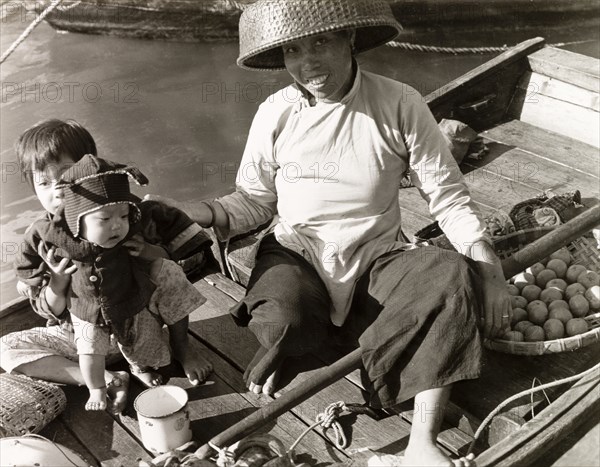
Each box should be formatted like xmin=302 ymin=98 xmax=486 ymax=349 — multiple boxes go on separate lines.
xmin=124 ymin=234 xmax=169 ymax=260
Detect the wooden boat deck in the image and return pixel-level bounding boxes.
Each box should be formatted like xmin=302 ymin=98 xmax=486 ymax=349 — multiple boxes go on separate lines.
xmin=1 ymin=41 xmax=599 ymax=466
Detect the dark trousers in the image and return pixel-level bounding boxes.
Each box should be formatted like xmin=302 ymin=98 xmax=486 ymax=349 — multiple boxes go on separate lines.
xmin=230 ymin=234 xmax=483 ymax=408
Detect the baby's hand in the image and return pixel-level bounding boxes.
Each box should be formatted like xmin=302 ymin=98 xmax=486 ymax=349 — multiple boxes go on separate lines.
xmin=38 ymin=243 xmax=77 ymax=287
xmin=16 ymin=280 xmax=40 ymax=300
xmin=124 ymin=234 xmax=168 ymax=260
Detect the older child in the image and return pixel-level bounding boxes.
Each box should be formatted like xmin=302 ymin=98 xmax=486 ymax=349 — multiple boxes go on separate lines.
xmin=2 ymin=119 xmax=132 ymax=412
xmin=15 ymin=154 xmax=213 ymax=410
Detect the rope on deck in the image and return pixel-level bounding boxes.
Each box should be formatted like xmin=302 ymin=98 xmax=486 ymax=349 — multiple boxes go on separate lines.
xmin=467 ymin=361 xmax=600 ymax=456
xmin=0 ymin=0 xmax=64 ymax=65
xmin=385 ymin=39 xmax=594 ymax=54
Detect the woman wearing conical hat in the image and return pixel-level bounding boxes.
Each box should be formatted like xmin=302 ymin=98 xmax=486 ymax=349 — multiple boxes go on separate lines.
xmin=151 ymin=1 xmax=510 ymax=464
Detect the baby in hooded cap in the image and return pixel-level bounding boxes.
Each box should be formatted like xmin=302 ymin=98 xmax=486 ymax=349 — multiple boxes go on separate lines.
xmin=15 ymin=154 xmax=213 ymax=411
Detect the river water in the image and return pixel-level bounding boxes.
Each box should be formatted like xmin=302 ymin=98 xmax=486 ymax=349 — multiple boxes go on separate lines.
xmin=1 ymin=5 xmax=598 ymax=303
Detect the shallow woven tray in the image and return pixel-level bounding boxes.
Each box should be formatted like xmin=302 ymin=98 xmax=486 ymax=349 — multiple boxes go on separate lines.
xmin=485 ymin=228 xmax=600 ymax=355
xmin=0 ymin=374 xmax=66 ymax=437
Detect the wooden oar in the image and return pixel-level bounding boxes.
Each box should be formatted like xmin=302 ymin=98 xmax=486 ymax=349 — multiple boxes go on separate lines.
xmin=196 ymin=204 xmax=600 ymax=459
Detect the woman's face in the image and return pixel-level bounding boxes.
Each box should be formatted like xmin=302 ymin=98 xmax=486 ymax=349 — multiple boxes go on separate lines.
xmin=283 ymin=31 xmax=354 ymax=103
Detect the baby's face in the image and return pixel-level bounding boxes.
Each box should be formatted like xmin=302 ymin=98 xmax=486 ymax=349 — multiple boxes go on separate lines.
xmin=80 ymin=204 xmax=130 ymax=249
xmin=32 ymin=154 xmax=75 ymax=215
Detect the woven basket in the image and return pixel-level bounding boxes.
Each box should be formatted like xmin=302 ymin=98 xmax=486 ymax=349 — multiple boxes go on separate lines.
xmin=0 ymin=374 xmax=67 ymax=437
xmin=485 ymin=228 xmax=600 ymax=355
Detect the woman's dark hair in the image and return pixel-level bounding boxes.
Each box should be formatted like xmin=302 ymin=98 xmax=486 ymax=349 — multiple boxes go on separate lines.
xmin=16 ymin=119 xmax=97 ymax=190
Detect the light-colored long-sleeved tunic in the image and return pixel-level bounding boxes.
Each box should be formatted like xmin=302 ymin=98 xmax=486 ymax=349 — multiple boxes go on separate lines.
xmin=216 ymin=66 xmax=489 ymax=326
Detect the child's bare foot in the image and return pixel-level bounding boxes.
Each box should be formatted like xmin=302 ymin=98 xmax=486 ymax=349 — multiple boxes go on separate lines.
xmin=130 ymin=366 xmax=163 ymax=388
xmin=105 ymin=371 xmax=129 ymax=414
xmin=176 ymin=351 xmax=213 ymax=386
xmin=85 ymin=387 xmax=107 ymax=411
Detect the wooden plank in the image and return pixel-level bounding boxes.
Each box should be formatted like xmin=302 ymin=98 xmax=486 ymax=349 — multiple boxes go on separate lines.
xmin=464 ymin=144 xmax=600 ymax=198
xmin=537 ymin=411 xmax=600 ymax=466
xmin=59 ymin=386 xmax=154 ymax=466
xmin=527 ymin=46 xmax=600 ymax=93
xmin=39 ymin=418 xmax=100 ymax=466
xmin=0 ymin=296 xmax=29 ymax=319
xmin=483 ymin=120 xmax=599 ymax=181
xmin=475 ymin=366 xmax=600 ymax=467
xmin=516 ymin=71 xmax=599 ymax=112
xmin=453 ymin=342 xmax=600 ymax=427
xmin=509 ymin=88 xmax=600 ymax=148
xmin=0 ymin=305 xmax=46 ymax=337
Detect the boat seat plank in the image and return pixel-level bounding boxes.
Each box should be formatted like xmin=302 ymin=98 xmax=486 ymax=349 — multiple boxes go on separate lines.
xmin=517 ymin=71 xmax=599 ymax=112
xmin=527 ymin=47 xmax=600 ymax=93
xmin=483 ymin=119 xmax=600 ymax=181
xmin=508 ymin=79 xmax=599 ymax=147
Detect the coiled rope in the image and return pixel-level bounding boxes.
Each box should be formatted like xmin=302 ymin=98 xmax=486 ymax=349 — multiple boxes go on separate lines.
xmin=386 ymin=39 xmax=594 ymax=54
xmin=288 ymin=400 xmax=350 ymax=453
xmin=0 ymin=0 xmax=64 ymax=65
xmin=467 ymin=361 xmax=600 ymax=456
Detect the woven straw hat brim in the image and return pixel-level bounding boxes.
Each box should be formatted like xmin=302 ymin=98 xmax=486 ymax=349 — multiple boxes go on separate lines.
xmin=237 ymin=0 xmax=402 ymax=71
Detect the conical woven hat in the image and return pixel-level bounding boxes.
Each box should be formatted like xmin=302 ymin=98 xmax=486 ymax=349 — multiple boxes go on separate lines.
xmin=237 ymin=0 xmax=402 ymax=71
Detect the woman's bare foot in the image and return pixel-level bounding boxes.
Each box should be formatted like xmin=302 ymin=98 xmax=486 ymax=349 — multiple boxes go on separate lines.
xmin=130 ymin=366 xmax=163 ymax=388
xmin=85 ymin=387 xmax=107 ymax=411
xmin=105 ymin=371 xmax=129 ymax=414
xmin=244 ymin=346 xmax=284 ymax=395
xmin=176 ymin=351 xmax=213 ymax=386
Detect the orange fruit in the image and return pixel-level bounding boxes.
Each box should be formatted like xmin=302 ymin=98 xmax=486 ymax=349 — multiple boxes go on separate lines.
xmin=577 ymin=270 xmax=599 ymax=289
xmin=535 ymin=269 xmax=557 ymax=288
xmin=511 ymin=295 xmax=528 ymax=310
xmin=548 ymin=299 xmax=570 ymax=312
xmin=539 ymin=287 xmax=563 ymax=305
xmin=545 ymin=278 xmax=567 ymax=292
xmin=511 ymin=307 xmax=528 ymax=325
xmin=565 ymin=318 xmax=589 ymax=336
xmin=584 ymin=285 xmax=600 ymax=311
xmin=543 ymin=319 xmax=565 ymax=340
xmin=549 ymin=248 xmax=572 ymax=266
xmin=521 ymin=284 xmax=542 ymax=302
xmin=527 ymin=300 xmax=548 ymax=325
xmin=524 ymin=325 xmax=545 ymax=342
xmin=514 ymin=320 xmax=535 ymax=333
xmin=503 ymin=331 xmax=524 ymax=342
xmin=565 ymin=283 xmax=586 ymax=301
xmin=526 ymin=263 xmax=546 ymax=277
xmin=546 ymin=259 xmax=568 ymax=279
xmin=506 ymin=284 xmax=520 ymax=296
xmin=569 ymin=294 xmax=590 ymax=317
xmin=513 ymin=272 xmax=535 ymax=290
xmin=548 ymin=307 xmax=573 ymax=324
xmin=566 ymin=264 xmax=587 ymax=283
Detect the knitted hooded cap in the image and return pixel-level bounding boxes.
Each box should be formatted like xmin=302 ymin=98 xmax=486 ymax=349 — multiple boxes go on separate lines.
xmin=56 ymin=154 xmax=148 ymax=238
xmin=237 ymin=0 xmax=402 ymax=71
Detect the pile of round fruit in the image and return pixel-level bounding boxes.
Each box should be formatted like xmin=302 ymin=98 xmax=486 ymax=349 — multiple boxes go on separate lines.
xmin=503 ymin=246 xmax=600 ymax=342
